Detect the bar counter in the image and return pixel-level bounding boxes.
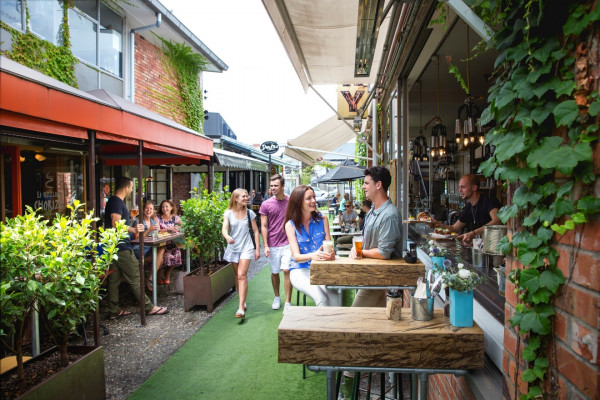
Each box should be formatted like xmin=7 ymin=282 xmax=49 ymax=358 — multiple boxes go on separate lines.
xmin=407 ymin=223 xmax=505 ymax=323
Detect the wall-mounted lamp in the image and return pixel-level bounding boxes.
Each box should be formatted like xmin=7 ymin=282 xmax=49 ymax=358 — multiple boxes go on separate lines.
xmin=34 ymin=153 xmax=47 ymax=162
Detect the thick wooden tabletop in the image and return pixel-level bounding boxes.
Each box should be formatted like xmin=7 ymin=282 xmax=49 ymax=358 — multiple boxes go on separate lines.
xmin=278 ymin=306 xmax=484 ymax=369
xmin=310 ymin=257 xmax=424 ymax=286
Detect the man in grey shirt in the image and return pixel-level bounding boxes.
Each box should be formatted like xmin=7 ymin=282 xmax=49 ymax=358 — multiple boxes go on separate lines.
xmin=350 ymin=165 xmax=402 ymax=306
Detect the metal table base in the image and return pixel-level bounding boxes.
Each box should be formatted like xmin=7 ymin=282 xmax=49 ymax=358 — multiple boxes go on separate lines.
xmin=307 ymin=365 xmax=467 ymax=400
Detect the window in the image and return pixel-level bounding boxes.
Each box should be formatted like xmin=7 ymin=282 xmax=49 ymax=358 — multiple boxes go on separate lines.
xmin=0 ymin=0 xmax=23 ymax=30
xmin=29 ymin=0 xmax=64 ymax=45
xmin=70 ymin=0 xmax=123 ymax=78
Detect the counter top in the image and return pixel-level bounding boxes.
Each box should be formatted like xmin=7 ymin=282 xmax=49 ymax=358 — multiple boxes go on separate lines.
xmin=310 ymin=257 xmax=424 ymax=286
xmin=278 ymin=306 xmax=484 ymax=369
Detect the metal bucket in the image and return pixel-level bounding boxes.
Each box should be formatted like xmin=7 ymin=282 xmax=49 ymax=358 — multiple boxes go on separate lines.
xmin=483 ymin=225 xmax=507 ymax=255
xmin=410 ymin=291 xmax=433 ymax=321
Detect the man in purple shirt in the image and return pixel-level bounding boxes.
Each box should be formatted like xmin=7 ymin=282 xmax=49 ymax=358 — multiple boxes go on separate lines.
xmin=260 ymin=174 xmax=292 ymax=312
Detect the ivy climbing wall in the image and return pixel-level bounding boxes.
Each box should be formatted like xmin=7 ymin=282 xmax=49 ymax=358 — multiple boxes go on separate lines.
xmin=134 ymin=33 xmax=186 ymax=126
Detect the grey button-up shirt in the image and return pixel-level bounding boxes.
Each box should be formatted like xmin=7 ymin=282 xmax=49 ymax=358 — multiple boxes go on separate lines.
xmin=362 ymin=199 xmax=402 ymax=259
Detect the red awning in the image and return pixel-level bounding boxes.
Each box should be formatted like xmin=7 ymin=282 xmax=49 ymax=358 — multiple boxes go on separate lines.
xmin=0 ymin=58 xmax=213 ymax=161
xmin=99 ymin=144 xmax=208 ymax=166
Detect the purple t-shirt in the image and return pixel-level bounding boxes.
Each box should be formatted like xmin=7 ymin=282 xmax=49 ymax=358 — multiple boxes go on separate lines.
xmin=259 ymin=195 xmax=289 ymax=247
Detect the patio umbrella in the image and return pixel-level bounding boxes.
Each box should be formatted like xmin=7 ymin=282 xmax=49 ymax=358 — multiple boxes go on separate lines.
xmin=316 ymin=159 xmax=365 ymax=202
xmin=316 ymin=159 xmax=365 ymax=183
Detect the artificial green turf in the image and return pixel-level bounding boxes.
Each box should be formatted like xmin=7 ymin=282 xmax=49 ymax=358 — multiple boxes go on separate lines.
xmin=128 ymin=266 xmax=326 ymax=400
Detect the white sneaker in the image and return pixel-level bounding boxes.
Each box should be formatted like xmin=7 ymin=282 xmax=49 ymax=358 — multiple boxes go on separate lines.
xmin=272 ymin=296 xmax=281 ymax=310
xmin=283 ymin=302 xmax=292 ymax=314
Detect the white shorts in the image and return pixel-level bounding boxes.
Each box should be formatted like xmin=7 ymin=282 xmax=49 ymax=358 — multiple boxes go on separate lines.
xmin=224 ymin=247 xmax=255 ymax=263
xmin=268 ymin=245 xmax=292 ymax=273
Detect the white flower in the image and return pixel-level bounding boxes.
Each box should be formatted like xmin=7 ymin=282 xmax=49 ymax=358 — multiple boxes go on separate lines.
xmin=458 ymin=269 xmax=471 ymax=279
xmin=429 ymin=240 xmax=435 ymax=246
xmin=457 ymin=263 xmax=465 ymax=269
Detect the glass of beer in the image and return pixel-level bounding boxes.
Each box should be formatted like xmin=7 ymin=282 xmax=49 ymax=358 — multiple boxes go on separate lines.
xmin=322 ymin=240 xmax=334 ymax=255
xmin=130 ymin=205 xmax=139 ymax=218
xmin=353 ymin=236 xmax=363 ymax=259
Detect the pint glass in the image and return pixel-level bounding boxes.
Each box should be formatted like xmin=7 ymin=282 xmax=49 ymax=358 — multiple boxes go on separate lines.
xmin=353 ymin=236 xmax=363 ymax=259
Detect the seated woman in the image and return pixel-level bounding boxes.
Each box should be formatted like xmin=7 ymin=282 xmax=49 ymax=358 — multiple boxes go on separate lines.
xmin=131 ymin=200 xmax=159 ymax=291
xmin=284 ymin=185 xmax=338 ymax=307
xmin=337 ymin=202 xmax=358 ymax=246
xmin=156 ymin=199 xmax=182 ymax=285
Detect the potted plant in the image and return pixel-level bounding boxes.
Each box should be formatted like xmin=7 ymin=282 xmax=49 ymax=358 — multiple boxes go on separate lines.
xmin=0 ymin=202 xmax=126 ymax=400
xmin=425 ymin=239 xmax=448 ymax=271
xmin=180 ymin=188 xmax=236 ymax=312
xmin=435 ymin=262 xmax=488 ymax=327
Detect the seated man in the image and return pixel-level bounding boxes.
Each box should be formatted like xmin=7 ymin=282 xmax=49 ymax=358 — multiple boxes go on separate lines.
xmin=350 ymin=166 xmax=402 ymax=307
xmin=336 ymin=202 xmax=358 ymax=247
xmin=429 ymin=173 xmax=502 ymax=243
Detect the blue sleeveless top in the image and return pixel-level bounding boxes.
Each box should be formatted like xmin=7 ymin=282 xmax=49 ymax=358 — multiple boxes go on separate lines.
xmin=289 ymin=215 xmax=326 ymax=270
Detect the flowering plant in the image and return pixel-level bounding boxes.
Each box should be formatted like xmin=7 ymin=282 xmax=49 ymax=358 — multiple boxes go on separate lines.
xmin=426 ymin=239 xmax=448 ymax=257
xmin=434 ymin=262 xmax=487 ymax=292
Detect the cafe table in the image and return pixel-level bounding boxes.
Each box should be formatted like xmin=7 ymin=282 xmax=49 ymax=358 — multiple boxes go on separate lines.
xmin=132 ymin=232 xmax=186 ymax=304
xmin=278 ymin=306 xmax=484 ymax=400
xmin=310 ymin=257 xmax=424 ymax=304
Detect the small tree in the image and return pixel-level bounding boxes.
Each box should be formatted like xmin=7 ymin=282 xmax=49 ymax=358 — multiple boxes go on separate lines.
xmin=180 ymin=188 xmax=230 ymax=269
xmin=0 ymin=203 xmax=126 ymax=390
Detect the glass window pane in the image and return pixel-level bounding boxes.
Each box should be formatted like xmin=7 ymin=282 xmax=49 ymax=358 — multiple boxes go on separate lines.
xmin=69 ymin=8 xmax=97 ymax=65
xmin=29 ymin=0 xmax=63 ymax=45
xmin=0 ymin=0 xmax=23 ymax=30
xmin=99 ymin=2 xmax=122 ymax=77
xmin=73 ymin=0 xmax=97 ymax=20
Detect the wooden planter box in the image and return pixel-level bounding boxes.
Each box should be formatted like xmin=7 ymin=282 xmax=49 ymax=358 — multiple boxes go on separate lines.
xmin=1 ymin=346 xmax=105 ymax=400
xmin=183 ymin=262 xmax=236 ymax=312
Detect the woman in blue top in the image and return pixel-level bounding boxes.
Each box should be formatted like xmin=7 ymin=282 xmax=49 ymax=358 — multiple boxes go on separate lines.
xmin=284 ymin=185 xmax=338 ymax=307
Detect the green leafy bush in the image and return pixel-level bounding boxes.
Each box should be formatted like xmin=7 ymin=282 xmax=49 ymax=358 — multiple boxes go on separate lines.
xmin=0 ymin=202 xmax=126 ymax=389
xmin=180 ymin=188 xmax=230 ymax=268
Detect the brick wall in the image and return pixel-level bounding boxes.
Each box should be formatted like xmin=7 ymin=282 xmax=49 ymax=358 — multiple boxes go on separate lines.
xmin=134 ymin=33 xmax=186 ymax=125
xmin=172 ymin=172 xmax=191 ymax=214
xmin=501 ymin=141 xmax=600 ymax=400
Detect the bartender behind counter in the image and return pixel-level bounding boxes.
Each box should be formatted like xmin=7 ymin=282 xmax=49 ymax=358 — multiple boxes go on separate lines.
xmin=430 ymin=174 xmax=502 ymax=242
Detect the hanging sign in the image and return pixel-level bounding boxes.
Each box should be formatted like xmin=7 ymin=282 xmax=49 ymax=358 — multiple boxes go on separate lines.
xmin=337 ymin=84 xmax=370 ymax=119
xmin=260 ymin=141 xmax=279 ymax=154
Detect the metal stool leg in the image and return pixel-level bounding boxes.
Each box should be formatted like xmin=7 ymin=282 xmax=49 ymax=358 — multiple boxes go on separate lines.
xmin=352 ymin=372 xmax=360 ymax=400
xmin=336 ymin=371 xmax=342 ymax=398
xmin=366 ymin=372 xmax=372 ymax=400
xmin=380 ymin=372 xmax=385 ymax=399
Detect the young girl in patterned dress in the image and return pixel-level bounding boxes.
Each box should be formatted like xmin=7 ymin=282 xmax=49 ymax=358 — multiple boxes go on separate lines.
xmin=156 ymin=199 xmax=182 ymax=284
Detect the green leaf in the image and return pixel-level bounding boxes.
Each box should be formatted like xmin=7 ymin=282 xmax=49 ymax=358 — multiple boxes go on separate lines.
xmin=525 ymin=235 xmax=542 ymax=249
xmin=532 ymin=77 xmax=560 ymax=99
xmin=523 ymin=214 xmax=538 ymax=227
xmin=540 ymin=269 xmax=565 ymax=293
xmin=527 ymin=136 xmax=562 ymax=168
xmin=513 ymin=186 xmax=542 ymax=207
xmin=529 ymin=386 xmax=542 ymax=397
xmin=577 ymin=196 xmax=600 ymax=214
xmin=530 ymin=102 xmax=553 ymax=125
xmin=479 ymin=158 xmax=497 ymax=177
xmin=554 ymin=100 xmax=579 ymax=127
xmin=556 ymin=181 xmax=574 ymax=198
xmin=497 ymin=204 xmax=518 ymax=223
xmin=528 ymin=62 xmax=551 ymax=83
xmin=522 ymin=345 xmax=537 ymax=362
xmin=495 ymin=82 xmax=516 ymax=109
xmin=589 ymin=100 xmax=600 ymax=117
xmin=519 ymin=268 xmax=540 ymax=292
xmin=75 ymin=273 xmax=85 ymax=285
xmin=571 ymin=212 xmax=587 ymax=224
xmin=555 ymin=79 xmax=576 ymax=97
xmin=494 ymin=131 xmax=526 ymax=162
xmin=531 ymin=37 xmax=559 ymax=63
xmin=536 ymin=227 xmax=553 ymax=242
xmin=554 ymin=198 xmax=575 ymax=218
xmin=521 ymin=308 xmax=552 ymax=334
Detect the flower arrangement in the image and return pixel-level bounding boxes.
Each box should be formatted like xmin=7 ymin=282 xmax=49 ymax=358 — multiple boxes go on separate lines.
xmin=435 ymin=262 xmax=488 ymax=292
xmin=426 ymin=239 xmax=448 ymax=257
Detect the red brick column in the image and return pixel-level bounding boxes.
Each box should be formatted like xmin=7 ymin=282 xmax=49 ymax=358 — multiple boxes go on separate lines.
xmin=172 ymin=172 xmax=191 ymax=213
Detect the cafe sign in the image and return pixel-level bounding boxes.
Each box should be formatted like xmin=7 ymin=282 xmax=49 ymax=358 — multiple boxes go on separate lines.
xmin=260 ymin=141 xmax=279 ymax=154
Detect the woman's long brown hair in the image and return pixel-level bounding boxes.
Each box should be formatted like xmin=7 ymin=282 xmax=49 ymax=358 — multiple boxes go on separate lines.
xmin=284 ymin=185 xmax=322 ymax=232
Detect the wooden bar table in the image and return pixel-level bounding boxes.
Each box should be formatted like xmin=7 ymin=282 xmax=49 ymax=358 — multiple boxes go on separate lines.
xmin=278 ymin=306 xmax=484 ymax=400
xmin=132 ymin=232 xmax=185 ymax=304
xmin=310 ymin=257 xmax=425 ymax=304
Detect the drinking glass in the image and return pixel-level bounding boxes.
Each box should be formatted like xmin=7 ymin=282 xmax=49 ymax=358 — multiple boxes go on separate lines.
xmin=353 ymin=236 xmax=363 ymax=259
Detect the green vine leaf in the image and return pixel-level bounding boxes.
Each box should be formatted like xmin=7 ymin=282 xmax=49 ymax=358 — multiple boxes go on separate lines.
xmin=588 ymin=100 xmax=600 ymax=116
xmin=497 ymin=204 xmax=518 ymax=223
xmin=522 ymin=336 xmax=541 ymax=361
xmin=539 ymin=269 xmax=565 ymax=293
xmin=493 ymin=131 xmax=526 ymax=162
xmin=553 ymin=100 xmax=579 ymax=127
xmin=519 ymin=268 xmax=540 ymax=291
xmin=577 ymin=196 xmax=600 ymax=214
xmin=513 ymin=186 xmax=542 ymax=207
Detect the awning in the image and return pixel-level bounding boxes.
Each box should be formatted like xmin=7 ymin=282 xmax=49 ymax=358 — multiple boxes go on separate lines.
xmin=214 ymin=148 xmax=269 ymax=172
xmin=99 ymin=144 xmax=207 ymax=166
xmin=262 ymin=0 xmax=391 ymax=91
xmin=284 ymin=116 xmax=358 ymax=165
xmin=0 ymin=56 xmax=213 ymax=160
